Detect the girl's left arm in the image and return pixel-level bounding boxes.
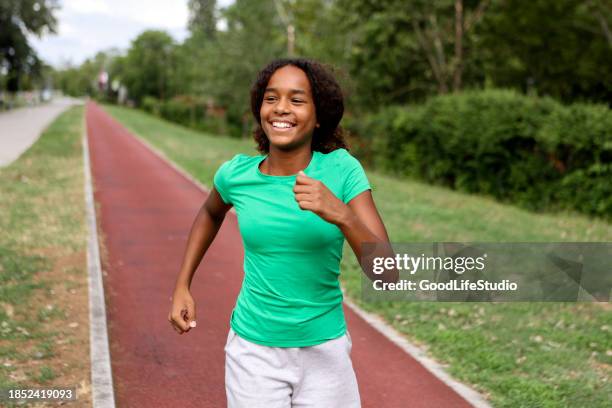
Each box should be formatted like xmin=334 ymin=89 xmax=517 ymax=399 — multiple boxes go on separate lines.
xmin=337 ymin=191 xmax=399 ymax=283
xmin=294 ymin=172 xmax=398 ymax=283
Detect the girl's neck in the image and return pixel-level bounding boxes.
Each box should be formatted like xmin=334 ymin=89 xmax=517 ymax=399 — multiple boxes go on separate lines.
xmin=260 ymin=146 xmax=313 ymax=176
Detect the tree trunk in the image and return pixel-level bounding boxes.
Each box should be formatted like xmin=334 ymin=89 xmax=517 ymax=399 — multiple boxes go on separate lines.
xmin=287 ymin=24 xmax=295 ymax=56
xmin=453 ymin=0 xmax=464 ymax=91
xmin=412 ymin=19 xmax=448 ymax=93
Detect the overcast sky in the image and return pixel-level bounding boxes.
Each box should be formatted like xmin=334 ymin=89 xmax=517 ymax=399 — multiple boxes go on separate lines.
xmin=31 ymin=0 xmax=234 ymax=68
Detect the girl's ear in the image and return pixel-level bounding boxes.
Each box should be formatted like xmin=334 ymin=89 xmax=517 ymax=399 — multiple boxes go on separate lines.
xmin=316 ymin=123 xmax=320 ymax=128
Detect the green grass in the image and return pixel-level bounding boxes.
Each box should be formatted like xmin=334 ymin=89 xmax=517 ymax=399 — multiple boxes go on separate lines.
xmin=104 ymin=104 xmax=612 ymax=408
xmin=33 ymin=366 xmax=56 ymax=384
xmin=0 ymin=106 xmax=87 ymax=390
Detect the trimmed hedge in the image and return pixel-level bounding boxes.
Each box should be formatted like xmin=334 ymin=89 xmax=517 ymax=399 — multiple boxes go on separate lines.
xmin=346 ymin=89 xmax=611 ymax=219
xmin=141 ymin=95 xmax=228 ymax=135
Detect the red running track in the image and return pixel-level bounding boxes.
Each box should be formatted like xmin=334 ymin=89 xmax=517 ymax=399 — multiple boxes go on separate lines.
xmin=86 ymin=102 xmax=475 ymax=408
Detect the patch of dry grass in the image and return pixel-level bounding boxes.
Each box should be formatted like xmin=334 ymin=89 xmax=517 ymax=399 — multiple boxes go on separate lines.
xmin=0 ymin=106 xmax=92 ymax=406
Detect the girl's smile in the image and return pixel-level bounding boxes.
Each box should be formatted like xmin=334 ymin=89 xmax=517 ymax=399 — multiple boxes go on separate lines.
xmin=270 ymin=120 xmax=296 ymax=131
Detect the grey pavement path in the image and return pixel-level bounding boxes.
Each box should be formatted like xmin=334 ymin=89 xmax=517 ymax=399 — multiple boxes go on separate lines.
xmin=0 ymin=97 xmax=82 ymax=167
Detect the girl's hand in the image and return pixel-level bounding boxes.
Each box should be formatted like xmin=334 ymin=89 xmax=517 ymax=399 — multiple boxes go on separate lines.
xmin=168 ymin=286 xmax=197 ymax=335
xmin=293 ymin=171 xmax=349 ymax=225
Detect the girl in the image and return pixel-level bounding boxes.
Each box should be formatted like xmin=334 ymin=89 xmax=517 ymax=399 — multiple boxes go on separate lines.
xmin=168 ymin=58 xmax=396 ymax=407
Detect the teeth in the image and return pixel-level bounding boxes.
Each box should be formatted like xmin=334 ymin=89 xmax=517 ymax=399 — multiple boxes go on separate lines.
xmin=272 ymin=122 xmax=294 ymax=128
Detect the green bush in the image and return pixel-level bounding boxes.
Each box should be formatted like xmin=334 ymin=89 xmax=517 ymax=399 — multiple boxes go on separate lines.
xmin=140 ymin=95 xmax=230 ymax=135
xmin=359 ymin=89 xmax=612 ymax=219
xmin=343 ymin=106 xmax=406 ymax=169
xmin=540 ymin=103 xmax=612 ymax=216
xmin=159 ymin=95 xmax=205 ymax=128
xmin=142 ymin=96 xmax=160 ymax=116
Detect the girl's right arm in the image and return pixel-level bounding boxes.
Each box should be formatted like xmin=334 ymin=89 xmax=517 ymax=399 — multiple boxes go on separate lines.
xmin=168 ymin=187 xmax=232 ymax=334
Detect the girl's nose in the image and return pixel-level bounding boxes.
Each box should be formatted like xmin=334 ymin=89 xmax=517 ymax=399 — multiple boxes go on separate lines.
xmin=274 ymin=99 xmax=290 ymax=114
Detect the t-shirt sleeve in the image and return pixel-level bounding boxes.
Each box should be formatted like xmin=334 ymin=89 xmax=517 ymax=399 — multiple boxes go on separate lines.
xmin=341 ymin=150 xmax=371 ymax=204
xmin=213 ymin=156 xmax=238 ymax=205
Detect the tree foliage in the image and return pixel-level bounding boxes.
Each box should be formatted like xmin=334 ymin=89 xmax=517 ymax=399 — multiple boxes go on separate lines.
xmin=476 ymin=0 xmax=612 ymax=103
xmin=193 ymin=0 xmax=286 ymax=128
xmin=121 ymin=30 xmax=177 ymax=104
xmin=188 ymin=0 xmax=217 ymax=39
xmin=0 ymin=0 xmax=59 ymax=92
xmin=54 ymin=0 xmax=611 ymax=115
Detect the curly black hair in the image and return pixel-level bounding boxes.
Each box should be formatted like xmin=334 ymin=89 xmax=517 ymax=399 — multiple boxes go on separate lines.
xmin=250 ymin=58 xmax=349 ymax=154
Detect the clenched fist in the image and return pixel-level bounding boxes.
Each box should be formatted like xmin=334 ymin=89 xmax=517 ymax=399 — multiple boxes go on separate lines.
xmin=293 ymin=171 xmax=349 ymax=225
xmin=168 ymin=286 xmax=197 ymax=335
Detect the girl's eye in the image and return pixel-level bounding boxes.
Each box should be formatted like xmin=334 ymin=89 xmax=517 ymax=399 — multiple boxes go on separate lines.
xmin=264 ymin=96 xmax=277 ymax=102
xmin=292 ymin=99 xmax=304 ymax=103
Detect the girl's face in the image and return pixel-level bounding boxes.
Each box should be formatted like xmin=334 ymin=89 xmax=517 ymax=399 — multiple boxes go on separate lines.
xmin=260 ymin=65 xmax=318 ymax=152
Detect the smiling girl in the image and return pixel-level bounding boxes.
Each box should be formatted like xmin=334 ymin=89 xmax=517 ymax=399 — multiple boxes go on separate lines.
xmin=169 ymin=58 xmax=396 ymax=407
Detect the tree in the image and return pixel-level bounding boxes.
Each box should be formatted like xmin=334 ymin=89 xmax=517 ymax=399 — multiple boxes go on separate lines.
xmin=272 ymin=0 xmax=296 ymax=56
xmin=122 ymin=30 xmax=177 ymax=104
xmin=187 ymin=0 xmax=286 ymax=133
xmin=336 ymin=0 xmax=489 ymax=108
xmin=333 ymin=0 xmax=611 ymax=107
xmin=476 ymin=0 xmax=612 ymax=103
xmin=278 ymin=0 xmax=351 ymax=64
xmin=188 ymin=0 xmax=217 ymax=39
xmin=585 ymin=0 xmax=612 ymax=49
xmin=0 ymin=0 xmax=59 ymax=92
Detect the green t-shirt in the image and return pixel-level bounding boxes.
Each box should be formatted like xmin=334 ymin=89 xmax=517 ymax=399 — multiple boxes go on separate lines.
xmin=213 ymin=148 xmax=371 ymax=347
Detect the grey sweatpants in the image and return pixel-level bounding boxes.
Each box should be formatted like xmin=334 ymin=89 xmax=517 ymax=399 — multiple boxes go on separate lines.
xmin=224 ymin=328 xmax=361 ymax=408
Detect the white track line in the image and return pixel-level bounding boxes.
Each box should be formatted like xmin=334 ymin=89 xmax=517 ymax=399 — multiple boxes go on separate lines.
xmin=110 ymin=108 xmax=492 ymax=408
xmin=83 ymin=114 xmax=117 ymax=408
